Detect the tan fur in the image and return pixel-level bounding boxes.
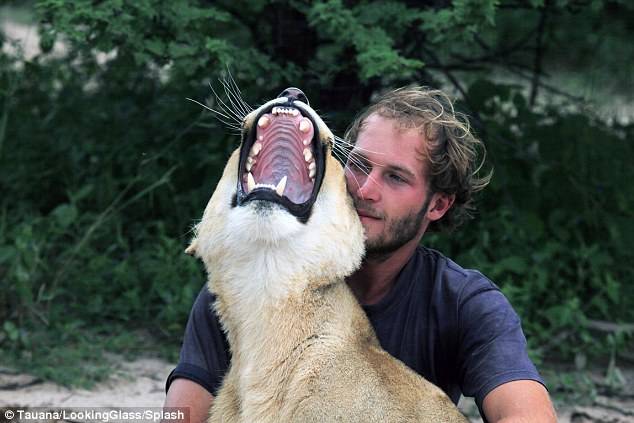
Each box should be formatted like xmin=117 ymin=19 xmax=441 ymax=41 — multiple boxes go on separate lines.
xmin=187 ymin=97 xmax=468 ymax=423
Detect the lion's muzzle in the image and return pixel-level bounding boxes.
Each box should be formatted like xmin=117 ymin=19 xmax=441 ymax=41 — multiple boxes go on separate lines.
xmin=235 ymin=88 xmax=327 ymax=222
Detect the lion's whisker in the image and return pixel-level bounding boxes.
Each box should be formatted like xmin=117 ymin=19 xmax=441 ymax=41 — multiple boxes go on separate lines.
xmin=330 ymin=146 xmax=379 ymax=198
xmin=221 ymin=74 xmax=253 ymax=116
xmin=220 ymin=78 xmax=251 ymax=118
xmin=223 ymin=67 xmax=252 ymax=110
xmin=208 ymin=82 xmax=245 ymax=123
xmin=187 ymin=98 xmax=241 ymax=124
xmin=334 ymin=135 xmax=385 ymax=156
xmin=342 ymin=163 xmax=367 ymax=201
xmin=332 ymin=141 xmax=385 ymax=173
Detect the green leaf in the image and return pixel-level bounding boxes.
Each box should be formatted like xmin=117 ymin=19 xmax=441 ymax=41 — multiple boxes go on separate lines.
xmin=51 ymin=204 xmax=78 ymax=229
xmin=3 ymin=321 xmax=19 ymax=342
xmin=0 ymin=246 xmax=15 ymax=264
xmin=496 ymin=256 xmax=528 ymax=275
xmin=145 ymin=38 xmax=166 ymax=56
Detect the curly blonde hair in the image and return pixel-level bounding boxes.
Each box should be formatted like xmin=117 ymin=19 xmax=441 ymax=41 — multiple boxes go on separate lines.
xmin=344 ymin=86 xmax=492 ymax=232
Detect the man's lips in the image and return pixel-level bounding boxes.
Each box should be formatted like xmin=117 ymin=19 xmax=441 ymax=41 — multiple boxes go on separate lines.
xmin=356 ymin=209 xmax=382 ymax=220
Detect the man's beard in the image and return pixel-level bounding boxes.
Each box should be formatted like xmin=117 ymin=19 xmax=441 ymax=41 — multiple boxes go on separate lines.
xmin=353 ymin=195 xmax=431 ymax=260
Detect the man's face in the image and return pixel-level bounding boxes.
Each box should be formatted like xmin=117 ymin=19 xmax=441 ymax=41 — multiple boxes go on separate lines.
xmin=344 ymin=114 xmax=433 ymax=256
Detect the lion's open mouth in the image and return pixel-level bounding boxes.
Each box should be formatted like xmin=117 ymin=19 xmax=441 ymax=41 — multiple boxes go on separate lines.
xmin=234 ymin=99 xmax=325 ymax=222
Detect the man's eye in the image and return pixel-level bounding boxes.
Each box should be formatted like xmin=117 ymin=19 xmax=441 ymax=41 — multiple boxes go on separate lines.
xmin=389 ymin=174 xmax=405 ymax=183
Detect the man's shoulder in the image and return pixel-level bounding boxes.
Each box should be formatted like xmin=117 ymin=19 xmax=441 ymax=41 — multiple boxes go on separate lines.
xmin=416 ymin=246 xmax=500 ymax=302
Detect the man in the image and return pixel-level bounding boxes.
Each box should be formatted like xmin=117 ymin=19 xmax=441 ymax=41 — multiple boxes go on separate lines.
xmin=164 ymin=86 xmax=557 ymax=422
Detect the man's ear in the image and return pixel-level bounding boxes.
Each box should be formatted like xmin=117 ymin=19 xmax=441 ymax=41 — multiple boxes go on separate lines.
xmin=426 ymin=192 xmax=455 ymax=222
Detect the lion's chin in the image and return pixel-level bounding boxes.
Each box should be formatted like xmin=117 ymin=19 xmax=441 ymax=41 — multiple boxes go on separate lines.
xmin=226 ymin=200 xmax=305 ymax=246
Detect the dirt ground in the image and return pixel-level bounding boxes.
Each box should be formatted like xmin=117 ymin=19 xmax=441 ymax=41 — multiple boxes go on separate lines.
xmin=1 ymin=357 xmax=633 ymax=422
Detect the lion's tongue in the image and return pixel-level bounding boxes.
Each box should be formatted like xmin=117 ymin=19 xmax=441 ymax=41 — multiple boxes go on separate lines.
xmin=251 ymin=111 xmax=315 ymax=204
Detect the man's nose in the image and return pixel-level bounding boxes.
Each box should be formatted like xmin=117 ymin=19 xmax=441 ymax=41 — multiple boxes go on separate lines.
xmin=347 ymin=168 xmax=381 ymax=202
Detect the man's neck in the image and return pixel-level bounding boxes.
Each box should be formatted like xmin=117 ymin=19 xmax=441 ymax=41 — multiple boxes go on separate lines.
xmin=347 ymin=242 xmax=418 ymax=305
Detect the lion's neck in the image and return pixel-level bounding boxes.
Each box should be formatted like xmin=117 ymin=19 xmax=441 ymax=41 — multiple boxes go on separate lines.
xmin=211 ymin=244 xmax=337 ymax=350
xmin=211 ymin=259 xmax=369 ymax=414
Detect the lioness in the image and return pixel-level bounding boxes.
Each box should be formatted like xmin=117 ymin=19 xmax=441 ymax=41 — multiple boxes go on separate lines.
xmin=186 ymin=88 xmax=467 ymax=423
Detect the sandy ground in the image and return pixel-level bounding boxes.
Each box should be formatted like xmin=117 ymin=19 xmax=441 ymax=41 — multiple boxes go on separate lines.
xmin=0 ymin=358 xmax=171 ymax=409
xmin=2 ymin=357 xmax=633 ymax=422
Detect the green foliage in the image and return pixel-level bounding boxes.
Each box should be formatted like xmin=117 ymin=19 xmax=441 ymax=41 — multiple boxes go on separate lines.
xmin=428 ymin=80 xmax=634 ymax=361
xmin=308 ymin=0 xmax=425 ymax=80
xmin=1 ymin=0 xmax=632 ymax=386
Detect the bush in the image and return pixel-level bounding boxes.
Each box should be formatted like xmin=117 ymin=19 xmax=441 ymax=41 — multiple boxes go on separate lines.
xmin=1 ymin=1 xmax=632 ymax=385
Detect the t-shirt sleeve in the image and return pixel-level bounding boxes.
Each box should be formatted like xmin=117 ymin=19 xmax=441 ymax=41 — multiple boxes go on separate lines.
xmin=165 ymin=285 xmax=231 ymax=396
xmin=456 ymin=273 xmax=545 ymax=413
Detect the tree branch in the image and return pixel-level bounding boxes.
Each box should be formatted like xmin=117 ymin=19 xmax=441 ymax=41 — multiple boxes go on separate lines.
xmin=502 ymin=63 xmax=586 ymax=102
xmin=585 ymin=319 xmax=634 ymax=334
xmin=530 ymin=3 xmax=549 ymax=106
xmin=420 ymin=45 xmax=485 ymax=133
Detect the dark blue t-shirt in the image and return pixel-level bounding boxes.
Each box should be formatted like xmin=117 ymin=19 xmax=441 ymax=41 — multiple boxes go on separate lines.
xmin=166 ymin=247 xmax=544 ymax=416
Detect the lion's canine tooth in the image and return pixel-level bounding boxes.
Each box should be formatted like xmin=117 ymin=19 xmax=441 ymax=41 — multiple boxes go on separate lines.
xmin=275 ymin=176 xmax=287 ymax=197
xmin=251 ymin=142 xmax=262 ymax=156
xmin=246 ymin=156 xmax=256 ymax=170
xmin=247 ymin=172 xmax=256 ymax=193
xmin=303 ymin=148 xmax=313 ymax=162
xmin=299 ymin=119 xmax=310 ymax=133
xmin=258 ymin=115 xmax=270 ymax=128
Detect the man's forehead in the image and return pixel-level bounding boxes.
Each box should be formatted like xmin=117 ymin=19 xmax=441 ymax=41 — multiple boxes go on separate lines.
xmin=353 ymin=118 xmax=428 ymax=179
xmin=356 ymin=114 xmax=427 ymax=159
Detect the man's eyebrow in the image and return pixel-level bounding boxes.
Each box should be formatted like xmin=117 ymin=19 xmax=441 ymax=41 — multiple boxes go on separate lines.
xmin=385 ymin=164 xmax=416 ymax=179
xmin=351 ymin=151 xmax=417 ymax=179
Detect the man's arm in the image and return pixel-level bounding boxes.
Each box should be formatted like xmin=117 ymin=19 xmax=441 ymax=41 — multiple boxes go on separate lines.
xmin=164 ymin=378 xmax=214 ymax=423
xmin=162 ymin=286 xmax=230 ymax=422
xmin=482 ymin=380 xmax=557 ymax=423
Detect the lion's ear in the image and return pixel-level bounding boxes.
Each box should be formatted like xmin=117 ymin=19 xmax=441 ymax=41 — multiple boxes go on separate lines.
xmin=185 ymin=239 xmax=197 ymax=256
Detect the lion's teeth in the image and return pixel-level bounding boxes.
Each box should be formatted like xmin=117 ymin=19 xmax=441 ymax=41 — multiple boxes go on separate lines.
xmin=309 ymin=167 xmax=316 ymax=178
xmin=247 ymin=172 xmax=256 ymax=193
xmin=303 ymin=139 xmax=311 ymax=146
xmin=258 ymin=115 xmax=270 ymax=128
xmin=303 ymin=148 xmax=313 ymax=162
xmin=250 ymin=142 xmax=262 ymax=156
xmin=299 ymin=119 xmax=310 ymax=133
xmin=272 ymin=107 xmax=300 ymax=117
xmin=275 ymin=176 xmax=287 ymax=197
xmin=246 ymin=161 xmax=252 ymax=172
xmin=308 ymin=161 xmax=316 ymax=171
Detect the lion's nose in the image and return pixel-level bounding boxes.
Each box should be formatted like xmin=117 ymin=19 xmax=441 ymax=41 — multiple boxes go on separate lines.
xmin=278 ymin=87 xmax=309 ymax=106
